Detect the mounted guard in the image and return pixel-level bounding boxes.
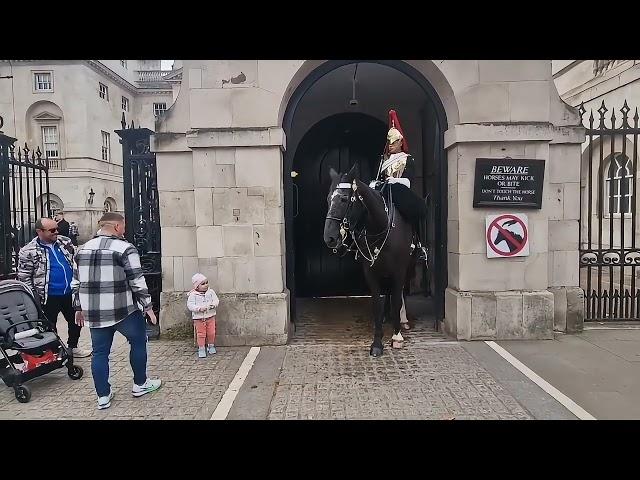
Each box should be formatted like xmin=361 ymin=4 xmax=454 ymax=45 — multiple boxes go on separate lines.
xmin=371 ymin=109 xmax=428 ymax=263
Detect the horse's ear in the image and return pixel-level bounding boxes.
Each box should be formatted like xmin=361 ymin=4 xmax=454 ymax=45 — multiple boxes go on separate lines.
xmin=346 ymin=163 xmax=359 ymax=181
xmin=329 ymin=167 xmax=339 ymax=182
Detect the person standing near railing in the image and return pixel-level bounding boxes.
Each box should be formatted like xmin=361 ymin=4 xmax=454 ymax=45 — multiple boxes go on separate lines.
xmin=69 ymin=221 xmax=79 ymax=246
xmin=17 ymin=217 xmax=92 ymax=358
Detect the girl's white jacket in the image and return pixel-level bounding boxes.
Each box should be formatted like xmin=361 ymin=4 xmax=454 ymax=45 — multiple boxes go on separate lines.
xmin=187 ymin=288 xmax=220 ymax=319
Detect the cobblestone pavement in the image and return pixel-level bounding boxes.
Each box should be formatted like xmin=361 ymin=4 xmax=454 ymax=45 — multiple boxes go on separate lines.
xmin=2 ymin=298 xmax=538 ymax=420
xmin=269 ymin=298 xmax=533 ymax=420
xmin=0 ymin=318 xmax=248 ymax=420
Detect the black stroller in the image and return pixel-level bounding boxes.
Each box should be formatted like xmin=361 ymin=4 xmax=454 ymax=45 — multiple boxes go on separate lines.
xmin=0 ymin=280 xmax=83 ymax=403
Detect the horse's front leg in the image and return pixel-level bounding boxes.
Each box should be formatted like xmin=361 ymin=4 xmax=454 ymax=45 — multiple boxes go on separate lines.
xmin=370 ymin=294 xmax=385 ymax=356
xmin=364 ymin=269 xmax=384 ymax=357
xmin=390 ymin=286 xmax=405 ymax=349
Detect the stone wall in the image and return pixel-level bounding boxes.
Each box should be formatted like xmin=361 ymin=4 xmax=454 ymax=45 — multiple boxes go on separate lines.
xmin=154 ymin=124 xmax=289 ymax=345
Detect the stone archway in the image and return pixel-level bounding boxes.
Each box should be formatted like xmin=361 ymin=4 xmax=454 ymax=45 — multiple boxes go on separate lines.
xmin=280 ymin=60 xmax=452 ymax=325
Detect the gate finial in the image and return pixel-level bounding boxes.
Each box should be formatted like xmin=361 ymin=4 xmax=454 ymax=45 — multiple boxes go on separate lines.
xmin=597 ymin=100 xmax=608 ymax=129
xmin=621 ymin=100 xmax=631 ymax=128
xmin=121 ymin=112 xmax=126 ymax=130
xmin=610 ymin=105 xmax=617 ymax=129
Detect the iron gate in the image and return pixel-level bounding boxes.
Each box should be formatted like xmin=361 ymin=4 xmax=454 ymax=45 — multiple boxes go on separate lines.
xmin=0 ymin=116 xmax=51 ymax=280
xmin=579 ymin=100 xmax=640 ymax=321
xmin=115 ymin=115 xmax=162 ymax=338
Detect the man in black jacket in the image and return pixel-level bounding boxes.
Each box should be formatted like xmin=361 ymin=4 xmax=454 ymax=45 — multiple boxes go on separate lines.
xmin=55 ymin=211 xmax=70 ymax=237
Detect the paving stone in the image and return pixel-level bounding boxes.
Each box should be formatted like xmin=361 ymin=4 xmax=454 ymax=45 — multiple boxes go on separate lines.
xmin=0 ymin=317 xmax=247 ymax=420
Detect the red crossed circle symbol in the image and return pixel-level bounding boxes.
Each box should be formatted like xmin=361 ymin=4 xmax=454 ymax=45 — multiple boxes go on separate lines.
xmin=487 ymin=214 xmax=528 ymax=256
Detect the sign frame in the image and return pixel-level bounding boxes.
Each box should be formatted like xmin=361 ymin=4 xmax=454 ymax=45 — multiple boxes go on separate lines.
xmin=473 ymin=158 xmax=545 ymax=209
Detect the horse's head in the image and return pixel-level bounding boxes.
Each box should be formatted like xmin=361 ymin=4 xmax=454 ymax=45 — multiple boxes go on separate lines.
xmin=324 ymin=164 xmax=359 ymax=249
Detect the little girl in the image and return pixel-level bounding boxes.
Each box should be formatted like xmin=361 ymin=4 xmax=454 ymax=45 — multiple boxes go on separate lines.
xmin=187 ymin=273 xmax=220 ymax=358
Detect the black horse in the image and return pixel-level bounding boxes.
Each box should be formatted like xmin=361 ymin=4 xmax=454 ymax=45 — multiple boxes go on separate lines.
xmin=324 ymin=165 xmax=416 ymax=357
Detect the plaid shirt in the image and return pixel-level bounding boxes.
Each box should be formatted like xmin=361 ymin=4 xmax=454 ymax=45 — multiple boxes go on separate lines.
xmin=71 ymin=234 xmax=152 ymax=328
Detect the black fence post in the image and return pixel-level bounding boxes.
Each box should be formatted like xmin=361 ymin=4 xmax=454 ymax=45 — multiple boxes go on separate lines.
xmin=115 ymin=114 xmax=162 ymax=339
xmin=0 ymin=116 xmax=18 ymax=279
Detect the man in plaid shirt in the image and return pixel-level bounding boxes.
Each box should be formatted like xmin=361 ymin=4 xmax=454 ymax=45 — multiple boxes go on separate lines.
xmin=72 ymin=212 xmax=162 ymax=410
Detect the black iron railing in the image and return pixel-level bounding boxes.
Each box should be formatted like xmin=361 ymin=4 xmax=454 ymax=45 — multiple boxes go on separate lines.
xmin=579 ymin=100 xmax=640 ymax=320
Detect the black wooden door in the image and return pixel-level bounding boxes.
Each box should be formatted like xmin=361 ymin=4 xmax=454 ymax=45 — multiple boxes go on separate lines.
xmin=293 ymin=113 xmax=386 ymax=297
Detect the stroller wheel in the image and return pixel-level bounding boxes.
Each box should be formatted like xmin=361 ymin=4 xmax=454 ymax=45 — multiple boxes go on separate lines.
xmin=68 ymin=365 xmax=83 ymax=380
xmin=14 ymin=385 xmax=31 ymax=403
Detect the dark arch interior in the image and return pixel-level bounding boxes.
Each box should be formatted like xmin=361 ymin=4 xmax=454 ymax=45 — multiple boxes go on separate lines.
xmin=283 ymin=61 xmax=448 ymax=327
xmin=293 ymin=112 xmax=387 ymax=297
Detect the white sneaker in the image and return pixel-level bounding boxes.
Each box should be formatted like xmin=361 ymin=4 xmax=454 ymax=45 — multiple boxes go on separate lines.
xmin=132 ymin=378 xmax=162 ymax=398
xmin=97 ymin=390 xmax=114 ymax=410
xmin=71 ymin=347 xmax=92 ymax=358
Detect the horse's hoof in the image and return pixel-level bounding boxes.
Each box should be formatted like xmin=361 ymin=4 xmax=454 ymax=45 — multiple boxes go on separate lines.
xmin=392 ymin=340 xmax=404 ymax=349
xmin=370 ymin=346 xmax=383 ymax=357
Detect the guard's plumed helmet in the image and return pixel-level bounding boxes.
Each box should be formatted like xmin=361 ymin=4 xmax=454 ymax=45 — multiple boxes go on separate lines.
xmin=384 ymin=109 xmax=409 ymax=155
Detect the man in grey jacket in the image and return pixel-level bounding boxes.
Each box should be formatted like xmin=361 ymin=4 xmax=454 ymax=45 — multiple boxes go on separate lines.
xmin=18 ymin=217 xmax=92 ymax=358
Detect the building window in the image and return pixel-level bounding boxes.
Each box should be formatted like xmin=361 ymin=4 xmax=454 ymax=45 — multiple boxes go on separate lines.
xmin=99 ymin=83 xmax=109 ymax=100
xmin=45 ymin=199 xmax=62 ymax=218
xmin=122 ymin=96 xmax=129 ymax=112
xmin=606 ymin=154 xmax=633 ymax=215
xmin=153 ymin=102 xmax=167 ymax=116
xmin=33 ymin=72 xmax=53 ymax=92
xmin=120 ymin=60 xmax=127 ymax=68
xmin=101 ymin=131 xmax=110 ymax=161
xmin=41 ymin=126 xmax=59 ymax=158
xmin=104 ymin=197 xmax=117 ymax=213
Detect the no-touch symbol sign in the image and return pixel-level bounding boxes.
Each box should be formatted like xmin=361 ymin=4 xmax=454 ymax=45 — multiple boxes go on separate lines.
xmin=486 ymin=214 xmax=529 ymax=258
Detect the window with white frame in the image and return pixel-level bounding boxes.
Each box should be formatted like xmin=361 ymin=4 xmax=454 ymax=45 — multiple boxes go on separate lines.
xmin=606 ymin=153 xmax=634 ymax=215
xmin=153 ymin=102 xmax=167 ymax=116
xmin=122 ymin=96 xmax=129 ymax=111
xmin=101 ymin=131 xmax=110 ymax=161
xmin=33 ymin=72 xmax=53 ymax=92
xmin=41 ymin=126 xmax=59 ymax=158
xmin=99 ymin=83 xmax=109 ymax=100
xmin=120 ymin=60 xmax=127 ymax=68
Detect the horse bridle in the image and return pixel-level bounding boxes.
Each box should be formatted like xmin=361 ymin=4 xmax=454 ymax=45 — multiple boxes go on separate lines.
xmin=326 ymin=181 xmax=395 ymax=266
xmin=325 ymin=182 xmax=356 ymax=254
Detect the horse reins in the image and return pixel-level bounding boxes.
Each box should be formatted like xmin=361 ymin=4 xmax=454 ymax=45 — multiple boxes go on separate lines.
xmin=326 ymin=181 xmax=395 ymax=266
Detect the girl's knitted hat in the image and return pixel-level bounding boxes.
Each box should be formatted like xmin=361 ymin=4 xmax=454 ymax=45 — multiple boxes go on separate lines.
xmin=191 ymin=273 xmax=207 ymax=290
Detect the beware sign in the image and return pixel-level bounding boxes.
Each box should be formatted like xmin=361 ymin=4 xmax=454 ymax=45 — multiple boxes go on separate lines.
xmin=486 ymin=214 xmax=529 ymax=258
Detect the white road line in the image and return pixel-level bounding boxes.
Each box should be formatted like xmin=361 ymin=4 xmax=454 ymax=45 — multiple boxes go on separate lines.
xmin=585 ymin=325 xmax=640 ymax=330
xmin=484 ymin=341 xmax=596 ymax=420
xmin=210 ymin=346 xmax=260 ymax=420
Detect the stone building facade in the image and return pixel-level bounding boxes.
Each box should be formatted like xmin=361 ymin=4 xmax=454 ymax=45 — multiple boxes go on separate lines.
xmin=153 ymin=60 xmax=585 ymax=344
xmin=0 ymin=60 xmax=174 ymax=242
xmin=554 ymin=60 xmax=640 ymax=253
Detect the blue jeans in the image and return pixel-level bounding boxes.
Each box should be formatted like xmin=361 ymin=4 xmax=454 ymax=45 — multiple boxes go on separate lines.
xmin=89 ymin=310 xmax=147 ymax=397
